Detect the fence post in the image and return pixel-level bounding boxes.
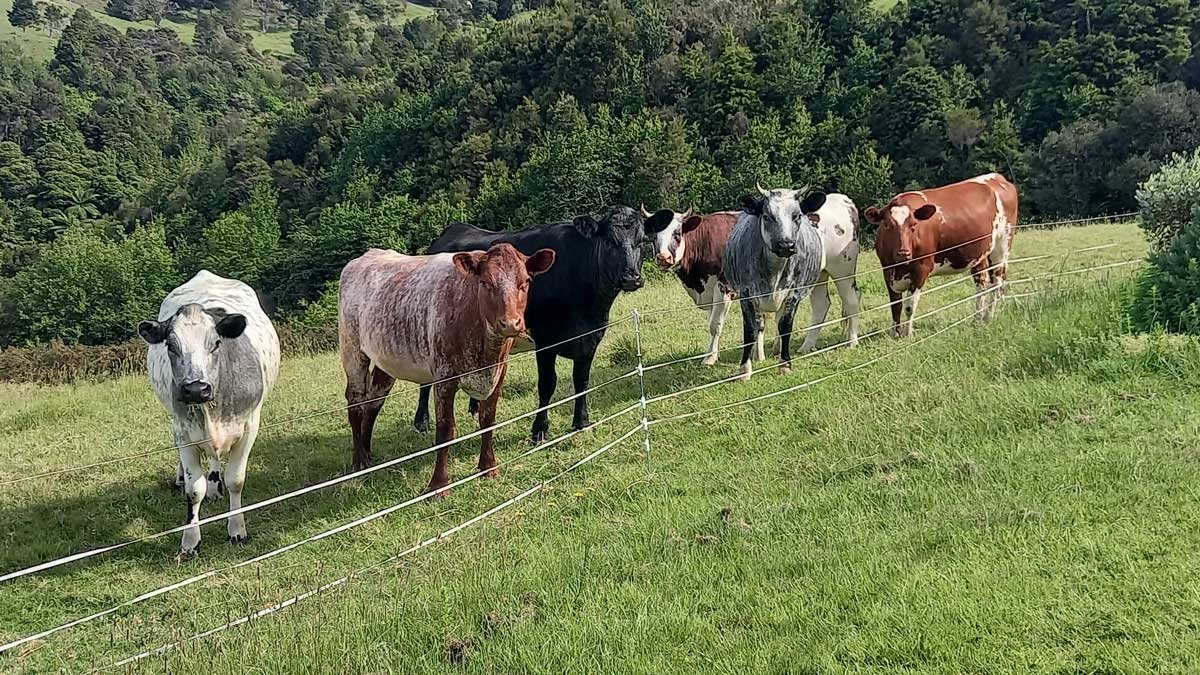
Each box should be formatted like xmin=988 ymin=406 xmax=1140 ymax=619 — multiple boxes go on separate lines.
xmin=632 ymin=309 xmax=651 ymax=460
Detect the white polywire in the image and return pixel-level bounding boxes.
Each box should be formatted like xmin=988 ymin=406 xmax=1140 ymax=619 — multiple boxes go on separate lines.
xmin=0 ymin=369 xmax=637 ymax=584
xmin=1 ymin=315 xmax=637 ymax=488
xmin=650 ymin=309 xmax=984 ymax=427
xmin=96 ymin=424 xmax=644 ymax=672
xmin=639 ymin=243 xmax=1118 ymax=375
xmin=0 ymin=401 xmax=642 ymax=655
xmin=640 ymin=215 xmax=1135 ymax=318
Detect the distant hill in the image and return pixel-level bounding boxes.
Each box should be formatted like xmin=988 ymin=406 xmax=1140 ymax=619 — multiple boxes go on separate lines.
xmin=1 ymin=0 xmax=434 ymax=60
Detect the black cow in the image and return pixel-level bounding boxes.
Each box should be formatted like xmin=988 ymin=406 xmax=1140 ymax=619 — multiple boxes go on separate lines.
xmin=412 ymin=206 xmax=671 ymax=442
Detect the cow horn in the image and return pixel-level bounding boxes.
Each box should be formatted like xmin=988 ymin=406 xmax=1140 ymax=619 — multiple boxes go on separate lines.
xmin=683 ymin=207 xmax=694 ymax=220
xmin=640 ymin=203 xmax=654 ymax=219
xmin=756 ymin=182 xmax=770 ymax=197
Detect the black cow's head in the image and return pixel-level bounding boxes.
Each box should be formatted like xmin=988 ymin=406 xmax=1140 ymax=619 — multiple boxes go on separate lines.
xmin=573 ymin=206 xmax=668 ymax=293
xmin=139 ymin=304 xmax=248 ymax=405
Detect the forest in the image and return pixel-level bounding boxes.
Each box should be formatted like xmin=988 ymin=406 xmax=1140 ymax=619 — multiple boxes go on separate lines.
xmin=0 ymin=0 xmax=1197 ymax=347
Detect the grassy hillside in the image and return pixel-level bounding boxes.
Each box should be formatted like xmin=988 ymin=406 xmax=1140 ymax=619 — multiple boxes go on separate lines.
xmin=0 ymin=0 xmax=434 ymax=60
xmin=5 ymin=223 xmax=1199 ymax=673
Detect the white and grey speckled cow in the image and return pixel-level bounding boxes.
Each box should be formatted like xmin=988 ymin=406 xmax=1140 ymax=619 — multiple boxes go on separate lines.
xmin=139 ymin=270 xmax=280 ymax=556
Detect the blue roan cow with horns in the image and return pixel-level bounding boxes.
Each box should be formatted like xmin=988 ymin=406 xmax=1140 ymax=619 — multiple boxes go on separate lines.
xmin=723 ymin=185 xmax=828 ymax=380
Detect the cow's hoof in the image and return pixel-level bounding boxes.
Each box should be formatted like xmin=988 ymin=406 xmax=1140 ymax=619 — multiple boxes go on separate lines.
xmin=425 ymin=484 xmax=452 ymax=500
xmin=176 ymin=545 xmax=200 ymax=561
xmin=351 ymin=457 xmax=372 ymax=472
xmin=413 ymin=419 xmax=429 ymax=434
xmin=779 ymin=365 xmax=792 ymax=375
xmin=531 ymin=429 xmax=550 ymax=444
xmin=480 ymin=465 xmax=500 ymax=479
xmin=734 ymin=364 xmax=752 ymax=382
xmin=701 ymin=356 xmax=719 ymax=367
xmin=229 ymin=534 xmax=251 ymax=546
xmin=572 ymin=420 xmax=593 ymax=433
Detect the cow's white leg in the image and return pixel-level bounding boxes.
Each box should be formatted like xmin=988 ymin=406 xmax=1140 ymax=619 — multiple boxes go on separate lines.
xmin=755 ymin=313 xmax=767 ymax=362
xmin=800 ymin=275 xmax=831 ymax=354
xmin=224 ymin=412 xmax=259 ymax=545
xmin=205 ymin=455 xmax=223 ymax=501
xmin=834 ymin=276 xmax=861 ymax=348
xmin=902 ymin=288 xmax=921 ymax=338
xmin=174 ymin=460 xmax=184 ymax=490
xmin=178 ymin=439 xmax=207 ymax=555
xmin=702 ymin=292 xmax=732 ymax=366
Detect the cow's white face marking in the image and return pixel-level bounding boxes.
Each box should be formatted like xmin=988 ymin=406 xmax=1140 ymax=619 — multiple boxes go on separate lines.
xmin=653 ymin=213 xmax=687 ymax=269
xmin=889 ymin=205 xmax=911 ymax=227
xmin=759 ymin=190 xmax=803 ymax=255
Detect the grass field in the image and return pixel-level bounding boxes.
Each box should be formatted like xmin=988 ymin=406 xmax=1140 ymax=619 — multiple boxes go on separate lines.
xmin=4 ymin=222 xmax=1200 ymax=674
xmin=0 ymin=0 xmax=434 ymax=60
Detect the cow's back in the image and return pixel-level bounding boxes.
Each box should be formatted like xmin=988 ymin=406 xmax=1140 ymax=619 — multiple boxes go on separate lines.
xmin=903 ymin=174 xmax=1016 ymax=250
xmin=149 ymin=270 xmax=280 ymax=413
xmin=340 ymin=249 xmax=468 ymax=382
xmin=678 ymin=212 xmax=738 ymax=292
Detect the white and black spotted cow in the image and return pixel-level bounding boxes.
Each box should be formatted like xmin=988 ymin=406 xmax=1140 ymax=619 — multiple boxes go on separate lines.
xmin=139 ymin=270 xmax=280 ymax=555
xmin=723 ymin=185 xmax=827 ymax=381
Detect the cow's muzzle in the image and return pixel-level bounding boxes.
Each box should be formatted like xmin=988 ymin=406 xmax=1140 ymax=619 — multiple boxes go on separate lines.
xmin=620 ymin=274 xmax=644 ymax=292
xmin=496 ymin=318 xmax=524 ymax=338
xmin=180 ymin=380 xmax=214 ymax=404
xmin=655 ymin=253 xmax=675 ymax=270
xmin=772 ymin=241 xmax=797 ymax=257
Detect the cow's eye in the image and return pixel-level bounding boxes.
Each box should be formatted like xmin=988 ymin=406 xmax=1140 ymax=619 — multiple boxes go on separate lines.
xmin=673 ymin=232 xmax=682 ymax=241
xmin=211 ymin=340 xmax=221 ymax=353
xmin=166 ymin=343 xmax=178 ymax=355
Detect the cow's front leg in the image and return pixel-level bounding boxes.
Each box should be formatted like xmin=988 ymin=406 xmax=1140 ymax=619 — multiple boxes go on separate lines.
xmin=205 ymin=454 xmax=223 ymax=502
xmin=755 ymin=312 xmax=768 ymax=362
xmin=736 ymin=298 xmax=759 ymax=381
xmin=178 ymin=438 xmax=207 ymax=556
xmin=702 ymin=292 xmax=732 ymax=366
xmin=477 ymin=365 xmax=506 ymax=478
xmin=571 ymin=350 xmax=595 ymax=432
xmin=885 ymin=276 xmax=903 ymax=338
xmin=834 ymin=276 xmax=861 ymax=348
xmin=429 ymin=381 xmax=458 ymax=496
xmin=902 ymin=287 xmax=922 ymax=337
xmin=224 ymin=412 xmax=259 ymax=545
xmin=173 ymin=459 xmax=184 ymax=491
xmin=800 ymin=275 xmax=831 ymax=354
xmin=777 ymin=294 xmax=800 ymax=374
xmin=531 ymin=350 xmax=557 ymax=443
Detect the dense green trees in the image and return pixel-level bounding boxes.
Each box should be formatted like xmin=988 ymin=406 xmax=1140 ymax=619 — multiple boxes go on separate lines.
xmin=0 ymin=0 xmax=1199 ymax=346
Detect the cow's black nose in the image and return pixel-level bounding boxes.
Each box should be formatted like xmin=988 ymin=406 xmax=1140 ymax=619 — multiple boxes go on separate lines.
xmin=621 ymin=274 xmax=644 ymax=291
xmin=774 ymin=241 xmax=797 ymax=256
xmin=181 ymin=381 xmax=214 ymax=404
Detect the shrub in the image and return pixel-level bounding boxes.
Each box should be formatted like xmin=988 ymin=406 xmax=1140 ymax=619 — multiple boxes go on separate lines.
xmin=1130 ymin=206 xmax=1200 ymax=334
xmin=3 ymin=221 xmax=179 ymax=346
xmin=1136 ymin=148 xmax=1200 ymax=250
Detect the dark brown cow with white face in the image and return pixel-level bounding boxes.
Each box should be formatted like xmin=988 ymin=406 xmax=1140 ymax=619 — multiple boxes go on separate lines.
xmin=338 ymin=243 xmax=555 ymax=493
xmin=643 ymin=206 xmax=739 ymax=365
xmin=866 ymin=173 xmax=1019 ymax=337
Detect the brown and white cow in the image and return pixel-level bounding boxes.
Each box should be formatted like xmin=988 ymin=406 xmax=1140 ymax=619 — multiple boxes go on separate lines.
xmin=643 ymin=207 xmax=739 ymax=365
xmin=866 ymin=173 xmax=1019 ymax=337
xmin=338 ymin=243 xmax=555 ymax=493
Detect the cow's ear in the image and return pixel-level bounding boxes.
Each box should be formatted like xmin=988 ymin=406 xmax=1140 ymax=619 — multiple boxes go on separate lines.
xmin=215 ymin=313 xmax=248 ymax=339
xmin=739 ymin=195 xmax=765 ymax=216
xmin=914 ymin=204 xmax=938 ymax=221
xmin=643 ymin=209 xmax=675 ymax=235
xmin=573 ymin=215 xmax=599 ymax=238
xmin=799 ymin=191 xmax=827 ymax=214
xmin=681 ymin=215 xmax=703 ymax=233
xmin=138 ymin=320 xmax=167 ymax=345
xmin=864 ymin=207 xmax=883 ymax=224
xmin=525 ymin=248 xmax=556 ymax=277
xmin=453 ymin=251 xmax=486 ymax=277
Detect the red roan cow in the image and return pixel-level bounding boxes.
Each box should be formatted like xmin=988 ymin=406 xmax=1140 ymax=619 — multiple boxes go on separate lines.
xmin=866 ymin=173 xmax=1019 ymax=337
xmin=642 ymin=207 xmax=739 ymax=366
xmin=338 ymin=243 xmax=555 ymax=493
